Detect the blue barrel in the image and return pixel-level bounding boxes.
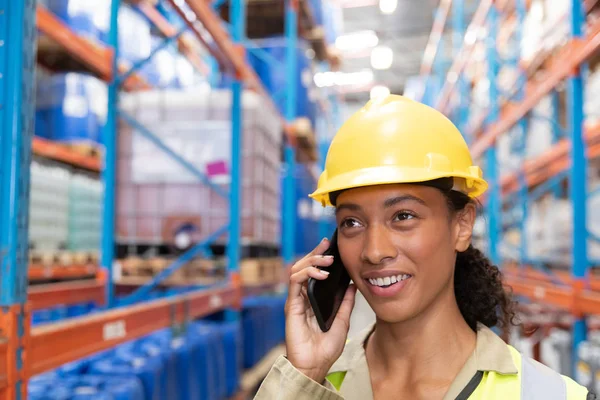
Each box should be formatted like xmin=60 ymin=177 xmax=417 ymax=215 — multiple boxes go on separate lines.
xmin=201 ymin=320 xmax=243 ymax=397
xmin=36 ymin=73 xmax=99 ymax=144
xmin=76 ymin=375 xmax=145 ymax=400
xmin=89 ymin=353 xmax=165 ymax=400
xmin=67 ymin=303 xmax=91 ymax=318
xmin=57 ymin=359 xmax=88 ymax=376
xmin=136 ymin=330 xmax=178 ymax=400
xmin=187 ymin=324 xmax=217 ymax=400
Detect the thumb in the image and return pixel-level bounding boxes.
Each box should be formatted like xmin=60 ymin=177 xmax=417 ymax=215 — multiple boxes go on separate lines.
xmin=330 ymin=284 xmax=357 ymax=333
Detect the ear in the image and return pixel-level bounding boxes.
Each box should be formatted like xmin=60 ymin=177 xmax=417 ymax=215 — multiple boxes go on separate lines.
xmin=454 ymin=203 xmax=476 ymax=252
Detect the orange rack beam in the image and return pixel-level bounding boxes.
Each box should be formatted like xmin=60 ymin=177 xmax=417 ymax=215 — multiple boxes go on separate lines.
xmin=28 ymin=264 xmax=98 ymax=281
xmin=28 ymin=280 xmax=106 ymax=311
xmin=504 ymin=275 xmax=573 ymax=310
xmin=28 ymin=285 xmax=239 ymax=376
xmin=36 ymin=6 xmax=150 ymax=91
xmin=436 ymin=0 xmax=493 ymax=113
xmin=419 ymin=0 xmax=452 ymax=77
xmin=32 ymin=137 xmax=102 ymax=172
xmin=470 ymin=18 xmax=600 ymax=158
xmin=134 ymin=2 xmax=210 ymax=75
xmin=170 ymin=0 xmax=297 ymax=147
xmin=500 ymin=121 xmax=600 ymax=196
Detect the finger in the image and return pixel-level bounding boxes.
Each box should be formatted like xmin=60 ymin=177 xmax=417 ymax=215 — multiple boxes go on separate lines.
xmin=304 ymin=237 xmax=331 ymax=259
xmin=288 ymin=266 xmax=330 ymax=298
xmin=291 ymin=254 xmax=335 ymax=275
xmin=330 ymin=284 xmax=357 ymax=332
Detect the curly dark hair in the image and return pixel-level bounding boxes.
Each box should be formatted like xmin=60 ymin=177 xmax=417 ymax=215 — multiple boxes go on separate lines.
xmin=444 ymin=185 xmax=517 ymax=332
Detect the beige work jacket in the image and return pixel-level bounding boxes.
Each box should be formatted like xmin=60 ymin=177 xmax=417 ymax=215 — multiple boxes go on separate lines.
xmin=254 ymin=323 xmax=519 ymax=400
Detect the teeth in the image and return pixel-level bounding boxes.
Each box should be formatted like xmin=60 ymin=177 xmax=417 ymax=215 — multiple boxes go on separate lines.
xmin=367 ymin=274 xmax=411 ymax=287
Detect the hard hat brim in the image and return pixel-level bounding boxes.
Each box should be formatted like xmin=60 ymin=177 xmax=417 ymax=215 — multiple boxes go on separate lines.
xmin=309 ymin=165 xmax=488 ymax=207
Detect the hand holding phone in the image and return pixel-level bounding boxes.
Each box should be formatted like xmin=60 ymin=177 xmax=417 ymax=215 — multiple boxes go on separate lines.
xmin=307 ymin=230 xmax=352 ymax=332
xmin=284 ymin=234 xmax=357 ymax=383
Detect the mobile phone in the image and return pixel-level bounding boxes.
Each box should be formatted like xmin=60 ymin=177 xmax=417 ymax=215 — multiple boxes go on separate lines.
xmin=307 ymin=230 xmax=351 ymax=332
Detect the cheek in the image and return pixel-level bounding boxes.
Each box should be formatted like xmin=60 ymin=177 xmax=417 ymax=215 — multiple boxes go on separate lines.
xmin=338 ymin=240 xmax=363 ymax=278
xmin=404 ymin=220 xmax=456 ymax=274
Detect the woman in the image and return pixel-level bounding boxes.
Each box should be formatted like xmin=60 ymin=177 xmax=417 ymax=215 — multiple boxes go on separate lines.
xmin=255 ymin=95 xmax=592 ymax=399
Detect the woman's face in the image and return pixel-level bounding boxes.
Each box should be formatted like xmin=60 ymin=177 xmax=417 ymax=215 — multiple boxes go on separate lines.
xmin=335 ymin=184 xmax=475 ymax=323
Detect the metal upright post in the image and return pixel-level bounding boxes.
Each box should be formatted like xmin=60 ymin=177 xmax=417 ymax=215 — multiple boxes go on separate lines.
xmin=568 ymin=0 xmax=588 ymax=374
xmin=0 ymin=0 xmax=36 ymax=398
xmin=551 ymin=90 xmax=563 ymax=197
xmin=101 ymin=0 xmax=121 ymax=308
xmin=452 ymin=0 xmax=468 ymax=141
xmin=283 ymin=0 xmax=298 ymax=265
xmin=227 ymin=0 xmax=244 ymax=302
xmin=516 ymin=0 xmax=528 ymax=267
xmin=486 ymin=6 xmax=500 ymax=266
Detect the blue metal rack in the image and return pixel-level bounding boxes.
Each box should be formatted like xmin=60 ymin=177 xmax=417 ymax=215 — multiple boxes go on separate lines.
xmin=415 ymin=0 xmax=600 ymax=377
xmin=0 ymin=0 xmax=36 ymax=398
xmin=0 ymin=0 xmax=341 ymax=395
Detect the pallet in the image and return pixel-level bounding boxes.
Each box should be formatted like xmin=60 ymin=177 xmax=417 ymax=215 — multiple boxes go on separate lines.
xmin=119 ymin=256 xmax=225 ymax=283
xmin=115 ymin=276 xmax=224 ymax=287
xmin=67 ymin=142 xmax=103 ymax=158
xmin=29 ymin=250 xmax=75 ymax=267
xmin=240 ymin=257 xmax=284 ymax=287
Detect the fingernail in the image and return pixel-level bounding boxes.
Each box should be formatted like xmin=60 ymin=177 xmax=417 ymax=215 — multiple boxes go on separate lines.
xmin=322 ymin=255 xmax=334 ymax=259
xmin=320 ymin=270 xmax=330 ymax=275
xmin=322 ymin=237 xmax=329 ymax=242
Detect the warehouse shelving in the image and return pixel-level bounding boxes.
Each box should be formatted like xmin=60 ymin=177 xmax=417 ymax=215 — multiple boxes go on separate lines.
xmin=31 ymin=138 xmax=102 ymax=172
xmin=28 ymin=265 xmax=98 ymax=281
xmin=27 ymin=280 xmax=106 ymax=312
xmin=36 ymin=5 xmax=151 ymax=91
xmin=1 ymin=0 xmax=329 ymax=397
xmin=131 ymin=0 xmax=210 ymax=75
xmin=417 ymin=0 xmax=600 ymax=377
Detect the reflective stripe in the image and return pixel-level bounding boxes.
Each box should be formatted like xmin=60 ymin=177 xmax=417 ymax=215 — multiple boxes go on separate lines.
xmin=326 ymin=371 xmax=347 ymax=392
xmin=521 ymin=356 xmax=567 ymax=399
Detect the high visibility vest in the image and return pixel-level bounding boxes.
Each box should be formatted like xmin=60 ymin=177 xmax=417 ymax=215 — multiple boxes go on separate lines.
xmin=326 ymin=346 xmax=591 ymax=399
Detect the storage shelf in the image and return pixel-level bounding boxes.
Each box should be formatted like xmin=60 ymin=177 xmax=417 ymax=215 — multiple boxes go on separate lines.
xmin=36 ymin=5 xmax=150 ymax=91
xmin=32 ymin=137 xmax=102 ymax=171
xmin=133 ymin=1 xmax=209 ymax=75
xmin=28 ymin=264 xmax=98 ymax=281
xmin=170 ymin=0 xmax=300 ymax=148
xmin=28 ymin=280 xmax=105 ymax=311
xmin=470 ymin=17 xmax=600 ymax=158
xmin=25 ymin=285 xmax=239 ymax=377
xmin=500 ymin=121 xmax=600 ymax=196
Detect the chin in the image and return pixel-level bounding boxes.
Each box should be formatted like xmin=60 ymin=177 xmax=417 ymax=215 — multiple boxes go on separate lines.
xmin=360 ymin=293 xmax=420 ymax=324
xmin=375 ymin=304 xmax=419 ymax=323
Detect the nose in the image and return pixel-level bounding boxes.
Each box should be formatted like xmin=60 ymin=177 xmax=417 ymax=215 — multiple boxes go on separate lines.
xmin=361 ymin=224 xmax=397 ymax=265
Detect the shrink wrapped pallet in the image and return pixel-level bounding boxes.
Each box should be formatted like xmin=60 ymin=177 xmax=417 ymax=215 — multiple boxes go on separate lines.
xmin=117 ymin=88 xmax=283 ymax=247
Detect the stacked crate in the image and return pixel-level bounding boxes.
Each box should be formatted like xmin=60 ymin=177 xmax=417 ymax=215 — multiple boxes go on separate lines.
xmin=117 ymin=88 xmax=282 ymax=250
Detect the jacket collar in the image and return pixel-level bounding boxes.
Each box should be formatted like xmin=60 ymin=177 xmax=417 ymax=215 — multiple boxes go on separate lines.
xmin=329 ymin=322 xmax=518 ymax=375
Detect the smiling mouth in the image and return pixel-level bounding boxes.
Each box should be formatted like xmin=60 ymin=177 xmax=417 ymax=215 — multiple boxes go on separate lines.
xmin=366 ymin=274 xmax=412 ymax=288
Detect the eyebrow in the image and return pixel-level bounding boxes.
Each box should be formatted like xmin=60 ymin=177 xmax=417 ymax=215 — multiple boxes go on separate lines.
xmin=383 ymin=195 xmax=427 ymax=208
xmin=335 ymin=195 xmax=426 ymax=215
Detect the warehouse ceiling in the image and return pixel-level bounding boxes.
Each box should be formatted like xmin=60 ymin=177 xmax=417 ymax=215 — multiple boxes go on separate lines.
xmin=337 ymin=0 xmax=440 ymax=101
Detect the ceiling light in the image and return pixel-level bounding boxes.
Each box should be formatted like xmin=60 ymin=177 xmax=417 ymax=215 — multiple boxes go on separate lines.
xmin=314 ymin=70 xmax=374 ymax=88
xmin=335 ymin=30 xmax=379 ymax=51
xmin=370 ymin=85 xmax=390 ymax=99
xmin=370 ymin=46 xmax=393 ymax=70
xmin=379 ymin=0 xmax=397 ymax=14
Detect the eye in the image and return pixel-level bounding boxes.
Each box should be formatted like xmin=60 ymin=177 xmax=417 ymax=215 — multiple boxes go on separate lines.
xmin=393 ymin=211 xmax=416 ymax=222
xmin=340 ymin=218 xmax=362 ymax=229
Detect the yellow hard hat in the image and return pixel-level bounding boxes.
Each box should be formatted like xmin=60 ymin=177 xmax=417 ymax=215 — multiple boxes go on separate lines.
xmin=309 ymin=95 xmax=488 ymax=207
